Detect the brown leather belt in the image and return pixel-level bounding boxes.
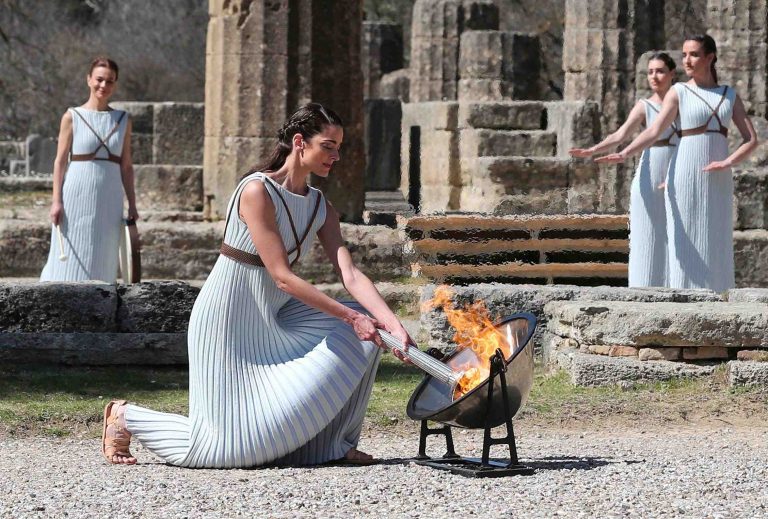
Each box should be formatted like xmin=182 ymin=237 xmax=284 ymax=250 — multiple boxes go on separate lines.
xmin=679 ymin=126 xmax=729 ymax=138
xmin=220 ymin=243 xmax=265 ymax=267
xmin=70 ymin=153 xmax=122 ymax=163
xmin=651 ymin=138 xmax=676 ymax=147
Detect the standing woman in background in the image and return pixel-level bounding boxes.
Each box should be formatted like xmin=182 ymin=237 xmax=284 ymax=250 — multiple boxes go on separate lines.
xmin=596 ymin=35 xmax=758 ymax=292
xmin=40 ymin=56 xmax=138 ymax=283
xmin=570 ymin=52 xmax=680 ymax=287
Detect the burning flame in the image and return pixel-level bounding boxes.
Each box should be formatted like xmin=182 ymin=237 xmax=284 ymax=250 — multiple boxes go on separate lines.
xmin=422 ymin=286 xmax=513 ymax=399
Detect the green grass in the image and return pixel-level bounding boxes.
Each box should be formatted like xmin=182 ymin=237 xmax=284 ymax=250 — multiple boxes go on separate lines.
xmin=0 ymin=360 xmax=765 ymax=438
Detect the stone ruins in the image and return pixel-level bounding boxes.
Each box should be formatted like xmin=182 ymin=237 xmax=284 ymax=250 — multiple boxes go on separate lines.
xmin=0 ymin=0 xmax=767 ymax=379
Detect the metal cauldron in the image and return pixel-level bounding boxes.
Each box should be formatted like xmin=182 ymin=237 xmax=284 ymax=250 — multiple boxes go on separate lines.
xmin=406 ymin=313 xmax=536 ymax=429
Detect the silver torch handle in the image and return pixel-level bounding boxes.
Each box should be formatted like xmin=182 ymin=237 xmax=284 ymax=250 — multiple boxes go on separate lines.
xmin=378 ymin=330 xmax=464 ymax=388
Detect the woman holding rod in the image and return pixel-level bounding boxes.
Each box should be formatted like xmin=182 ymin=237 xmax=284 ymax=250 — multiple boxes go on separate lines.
xmin=596 ymin=35 xmax=758 ymax=292
xmin=571 ymin=52 xmax=680 ymax=287
xmin=101 ymin=103 xmax=412 ymax=468
xmin=40 ymin=56 xmax=138 ymax=282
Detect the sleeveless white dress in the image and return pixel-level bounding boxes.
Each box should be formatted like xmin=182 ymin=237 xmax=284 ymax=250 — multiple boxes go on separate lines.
xmin=628 ymin=100 xmax=679 ymax=287
xmin=124 ymin=173 xmax=382 ymax=468
xmin=40 ymin=108 xmax=127 ymax=283
xmin=665 ymin=83 xmax=736 ymax=292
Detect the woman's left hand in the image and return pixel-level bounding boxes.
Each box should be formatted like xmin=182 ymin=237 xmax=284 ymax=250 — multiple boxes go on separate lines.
xmin=127 ymin=205 xmax=140 ymax=221
xmin=594 ymin=153 xmax=626 ymax=164
xmin=702 ymin=160 xmax=732 ymax=172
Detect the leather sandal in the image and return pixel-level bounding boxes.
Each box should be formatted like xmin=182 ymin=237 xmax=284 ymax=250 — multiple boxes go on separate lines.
xmin=101 ymin=399 xmax=135 ymax=464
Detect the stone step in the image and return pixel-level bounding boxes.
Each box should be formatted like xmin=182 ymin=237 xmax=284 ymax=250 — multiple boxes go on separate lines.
xmin=363 ymin=190 xmax=414 ymax=227
xmin=545 ymin=300 xmax=768 ymax=348
xmin=458 ymin=101 xmax=547 ymax=130
xmin=459 ymin=129 xmax=557 ymax=158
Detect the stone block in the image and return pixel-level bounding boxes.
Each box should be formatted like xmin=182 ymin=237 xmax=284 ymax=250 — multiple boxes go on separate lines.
xmin=562 ymin=28 xmax=629 ymax=73
xmin=134 ymin=165 xmax=203 ymax=211
xmin=153 ymin=103 xmax=204 ymax=165
xmin=488 ymin=191 xmax=569 ymax=215
xmin=734 ymin=230 xmax=768 ymax=287
xmin=564 ymin=0 xmax=627 ymax=30
xmin=419 ymin=129 xmax=460 ymax=186
xmin=402 ymin=102 xmax=459 ymax=131
xmin=545 ymin=101 xmax=600 ymax=157
xmin=727 ymin=360 xmax=768 ymax=387
xmin=117 ymin=281 xmax=199 ymax=333
xmin=0 ymin=221 xmax=52 ymax=277
xmin=471 ymin=157 xmax=570 ymax=193
xmin=459 ymin=30 xmax=511 ymax=80
xmin=587 ymin=344 xmax=637 ymax=357
xmin=459 ymin=129 xmax=556 ymax=158
xmin=458 ymin=102 xmax=546 ymax=130
xmin=419 ymin=184 xmax=461 ymax=213
xmin=0 ymin=281 xmax=117 ymax=332
xmin=0 ymin=332 xmax=187 ymax=366
xmin=380 ymin=69 xmax=410 ymax=102
xmin=458 ymin=79 xmax=512 ymax=101
xmin=25 ymin=134 xmax=57 ymax=175
xmin=365 ymin=99 xmax=402 ymax=190
xmin=727 ymin=288 xmax=768 ymax=303
xmin=545 ymin=301 xmax=768 ymax=348
xmin=130 ymin=133 xmax=153 ymax=165
xmin=557 ymin=350 xmax=716 ymax=387
xmin=682 ymin=346 xmax=729 ymax=360
xmin=737 ymin=350 xmax=768 ymax=362
xmin=639 ymin=347 xmax=681 ymax=361
xmin=110 ymin=102 xmax=154 ymax=134
xmin=734 ymin=169 xmax=768 ymax=230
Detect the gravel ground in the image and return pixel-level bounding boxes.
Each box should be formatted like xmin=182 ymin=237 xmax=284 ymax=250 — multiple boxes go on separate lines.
xmin=1 ymin=424 xmax=766 ymax=518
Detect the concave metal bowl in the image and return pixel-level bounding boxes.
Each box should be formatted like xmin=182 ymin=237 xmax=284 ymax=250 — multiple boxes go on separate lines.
xmin=406 ymin=313 xmax=536 ymax=429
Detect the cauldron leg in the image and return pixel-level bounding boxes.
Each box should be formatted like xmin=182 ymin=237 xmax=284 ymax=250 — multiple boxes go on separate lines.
xmin=481 ymin=349 xmax=520 ymax=468
xmin=417 ymin=420 xmax=458 ymax=460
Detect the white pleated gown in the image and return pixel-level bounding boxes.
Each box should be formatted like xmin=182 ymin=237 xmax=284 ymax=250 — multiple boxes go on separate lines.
xmin=628 ymin=100 xmax=679 ymax=287
xmin=125 ymin=173 xmax=382 ymax=468
xmin=40 ymin=108 xmax=126 ymax=283
xmin=665 ymin=83 xmax=736 ymax=292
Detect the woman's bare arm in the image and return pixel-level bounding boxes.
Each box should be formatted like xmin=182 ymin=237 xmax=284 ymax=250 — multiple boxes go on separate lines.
xmin=703 ymin=95 xmax=759 ymax=172
xmin=50 ymin=111 xmax=73 ymax=225
xmin=569 ymin=101 xmax=646 ymax=157
xmin=595 ymin=88 xmax=680 ymax=163
xmin=239 ymin=182 xmax=386 ymax=347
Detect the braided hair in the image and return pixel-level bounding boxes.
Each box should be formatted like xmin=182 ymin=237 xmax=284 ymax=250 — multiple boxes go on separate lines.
xmin=247 ymin=103 xmax=343 ymax=176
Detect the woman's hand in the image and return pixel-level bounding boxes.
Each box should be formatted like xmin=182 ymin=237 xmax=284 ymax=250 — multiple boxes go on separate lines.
xmin=127 ymin=205 xmax=140 ymax=221
xmin=381 ymin=320 xmax=414 ymax=364
xmin=349 ymin=313 xmax=384 ymax=348
xmin=702 ymin=160 xmax=732 ymax=172
xmin=594 ymin=152 xmax=626 ymax=164
xmin=50 ymin=201 xmax=64 ymax=225
xmin=568 ymin=147 xmax=595 ymax=158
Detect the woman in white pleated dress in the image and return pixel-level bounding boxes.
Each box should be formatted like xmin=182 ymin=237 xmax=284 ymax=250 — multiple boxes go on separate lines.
xmin=101 ymin=103 xmax=412 ymax=467
xmin=571 ymin=52 xmax=680 ymax=287
xmin=596 ymin=35 xmax=759 ymax=292
xmin=40 ymin=57 xmax=138 ymax=283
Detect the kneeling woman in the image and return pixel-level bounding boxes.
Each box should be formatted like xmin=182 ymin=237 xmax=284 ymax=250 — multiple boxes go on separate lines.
xmin=102 ymin=103 xmax=411 ymax=467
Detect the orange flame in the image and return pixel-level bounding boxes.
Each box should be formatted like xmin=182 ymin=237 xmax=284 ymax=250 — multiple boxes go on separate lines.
xmin=422 ymin=286 xmax=512 ymax=399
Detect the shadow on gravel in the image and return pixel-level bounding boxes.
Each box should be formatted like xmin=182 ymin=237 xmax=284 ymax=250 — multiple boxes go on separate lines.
xmin=523 ymin=455 xmax=642 ymax=471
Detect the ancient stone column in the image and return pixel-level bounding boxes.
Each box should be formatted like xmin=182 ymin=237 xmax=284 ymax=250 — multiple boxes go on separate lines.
xmin=707 ymin=0 xmax=767 ymax=117
xmin=204 ymin=0 xmax=366 ymax=222
xmin=409 ymin=0 xmax=499 ymax=102
xmin=204 ymin=0 xmax=291 ymax=220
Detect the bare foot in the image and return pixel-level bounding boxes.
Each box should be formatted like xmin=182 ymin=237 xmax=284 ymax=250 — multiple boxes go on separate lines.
xmin=103 ymin=401 xmax=137 ymax=465
xmin=344 ymin=447 xmax=373 ymax=462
